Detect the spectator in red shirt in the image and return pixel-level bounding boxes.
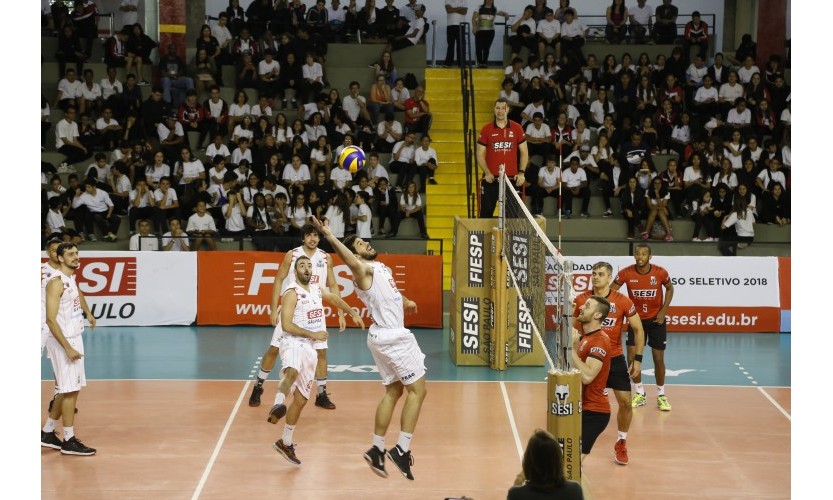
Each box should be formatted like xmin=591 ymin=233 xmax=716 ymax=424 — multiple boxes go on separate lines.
xmin=403 ymin=86 xmax=432 ymax=135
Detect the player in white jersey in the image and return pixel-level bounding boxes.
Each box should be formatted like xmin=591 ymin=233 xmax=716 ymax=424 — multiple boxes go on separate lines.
xmin=42 ymin=238 xmax=94 ymax=413
xmin=41 ymin=243 xmax=96 ymax=456
xmin=311 ymin=216 xmax=427 ymax=481
xmin=248 ymin=223 xmax=347 ymax=409
xmin=267 ymin=256 xmax=363 ymax=465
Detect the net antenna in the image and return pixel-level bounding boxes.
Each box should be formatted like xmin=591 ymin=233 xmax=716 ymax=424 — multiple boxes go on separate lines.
xmin=498 ymin=168 xmax=575 ymax=371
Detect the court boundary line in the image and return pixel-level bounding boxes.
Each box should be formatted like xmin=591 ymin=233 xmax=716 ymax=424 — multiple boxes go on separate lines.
xmin=191 ymin=380 xmax=251 ymax=500
xmin=499 ymin=381 xmax=524 ymax=462
xmin=757 ymin=386 xmax=791 ymax=421
xmin=52 ymin=379 xmax=790 ymax=389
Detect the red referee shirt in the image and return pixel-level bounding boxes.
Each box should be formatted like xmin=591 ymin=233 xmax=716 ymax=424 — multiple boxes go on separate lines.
xmin=478 ymin=119 xmax=526 ymax=176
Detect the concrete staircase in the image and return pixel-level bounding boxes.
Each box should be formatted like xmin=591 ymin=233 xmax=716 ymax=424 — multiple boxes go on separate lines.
xmin=423 ymin=67 xmax=504 ymax=289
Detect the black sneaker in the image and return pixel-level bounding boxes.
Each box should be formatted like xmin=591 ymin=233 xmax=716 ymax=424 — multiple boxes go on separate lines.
xmin=386 ymin=445 xmax=414 ymax=480
xmin=249 ymin=384 xmax=264 ymax=407
xmin=315 ymin=392 xmax=336 ymax=410
xmin=273 ymin=439 xmax=301 ymax=465
xmin=60 ymin=436 xmax=96 ymax=456
xmin=41 ymin=431 xmax=62 ymax=450
xmin=364 ymin=446 xmax=388 ymax=477
xmin=267 ymin=403 xmax=287 ymax=424
xmin=428 ymin=178 xmax=437 ymax=185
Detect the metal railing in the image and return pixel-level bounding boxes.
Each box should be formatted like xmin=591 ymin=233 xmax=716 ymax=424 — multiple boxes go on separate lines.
xmin=458 ymin=22 xmax=479 ymax=218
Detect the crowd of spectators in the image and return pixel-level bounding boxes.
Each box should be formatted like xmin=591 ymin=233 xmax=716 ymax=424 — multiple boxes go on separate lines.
xmin=42 ymin=0 xmax=440 ymax=249
xmin=494 ymin=0 xmax=790 ymax=249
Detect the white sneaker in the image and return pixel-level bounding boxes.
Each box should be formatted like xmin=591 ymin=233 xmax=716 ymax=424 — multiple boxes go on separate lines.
xmin=692 ymin=237 xmax=701 ymax=242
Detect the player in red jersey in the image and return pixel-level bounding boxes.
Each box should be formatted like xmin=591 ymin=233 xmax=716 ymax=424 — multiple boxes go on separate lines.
xmin=571 ymin=295 xmax=612 ymax=459
xmin=475 ymin=98 xmax=529 ymax=217
xmin=574 ymin=262 xmax=645 ymax=465
xmin=612 ymin=243 xmax=675 ymax=411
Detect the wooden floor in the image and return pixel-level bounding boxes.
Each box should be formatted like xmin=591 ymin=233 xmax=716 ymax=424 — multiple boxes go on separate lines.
xmin=41 ymin=380 xmax=791 ymax=500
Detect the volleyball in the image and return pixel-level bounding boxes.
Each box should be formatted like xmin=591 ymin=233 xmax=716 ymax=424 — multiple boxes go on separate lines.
xmin=338 ymin=145 xmax=366 ymax=174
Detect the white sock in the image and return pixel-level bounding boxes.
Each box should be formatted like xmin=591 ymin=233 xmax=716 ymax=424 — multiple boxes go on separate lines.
xmin=397 ymin=432 xmax=413 ymax=453
xmin=657 ymin=385 xmax=665 ymax=396
xmin=373 ymin=434 xmax=386 ymax=452
xmin=635 ymin=383 xmax=645 ymax=395
xmin=257 ymin=369 xmax=270 ymax=384
xmin=43 ymin=418 xmax=57 ymax=433
xmin=618 ymin=431 xmax=627 ymax=441
xmin=282 ymin=424 xmax=295 ymax=446
xmin=316 ymin=378 xmax=327 ymax=395
xmin=64 ymin=426 xmax=75 ymax=440
xmin=274 ymin=392 xmax=286 ymax=406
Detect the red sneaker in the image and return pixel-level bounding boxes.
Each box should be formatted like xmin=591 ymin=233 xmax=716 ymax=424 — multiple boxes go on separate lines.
xmin=614 ymin=439 xmax=629 ymax=465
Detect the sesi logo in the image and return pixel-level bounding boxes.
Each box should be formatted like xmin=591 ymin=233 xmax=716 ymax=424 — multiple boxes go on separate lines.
xmin=307 ymin=309 xmax=323 ymax=319
xmin=76 ymin=258 xmax=138 ymax=296
xmin=546 ymin=273 xmax=591 ymax=292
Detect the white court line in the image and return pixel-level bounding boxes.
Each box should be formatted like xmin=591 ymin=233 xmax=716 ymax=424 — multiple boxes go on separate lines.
xmin=757 ymin=386 xmax=791 ymax=421
xmin=191 ymin=380 xmax=251 ymax=500
xmin=499 ymin=381 xmax=524 ymax=462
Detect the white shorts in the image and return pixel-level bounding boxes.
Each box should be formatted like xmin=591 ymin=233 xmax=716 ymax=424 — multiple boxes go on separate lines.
xmin=271 ymin=318 xmax=328 ymax=350
xmin=46 ymin=334 xmax=86 ymax=394
xmin=278 ymin=336 xmax=317 ymax=400
xmin=367 ymin=325 xmax=426 ymax=386
xmin=41 ymin=327 xmax=51 ymax=357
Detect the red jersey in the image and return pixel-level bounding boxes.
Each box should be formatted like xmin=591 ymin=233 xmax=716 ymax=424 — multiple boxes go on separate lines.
xmin=614 ymin=264 xmax=671 ymax=319
xmin=478 ymin=120 xmax=526 ymax=176
xmin=573 ymin=289 xmax=637 ymax=357
xmin=577 ymin=330 xmax=611 ymax=414
xmin=404 ymin=97 xmax=428 ymax=126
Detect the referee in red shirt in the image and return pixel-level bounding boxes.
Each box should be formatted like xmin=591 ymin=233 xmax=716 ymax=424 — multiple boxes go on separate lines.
xmin=476 ymin=98 xmax=529 ymax=218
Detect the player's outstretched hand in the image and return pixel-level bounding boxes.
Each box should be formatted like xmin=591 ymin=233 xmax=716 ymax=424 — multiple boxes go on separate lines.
xmin=349 ymin=310 xmax=365 ymax=329
xmin=337 ymin=313 xmax=347 ymax=332
xmin=404 ymin=299 xmax=418 ymax=314
xmin=310 ymin=216 xmax=332 ymax=238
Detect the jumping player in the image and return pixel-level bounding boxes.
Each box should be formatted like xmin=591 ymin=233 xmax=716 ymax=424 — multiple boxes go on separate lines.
xmin=41 ymin=243 xmax=96 ymax=456
xmin=574 ymin=262 xmax=645 ymax=465
xmin=267 ymin=256 xmax=364 ymax=465
xmin=311 ymin=216 xmax=427 ymax=481
xmin=571 ymin=295 xmax=612 ymax=460
xmin=248 ymin=223 xmax=346 ymax=410
xmin=612 ymin=243 xmax=675 ymax=411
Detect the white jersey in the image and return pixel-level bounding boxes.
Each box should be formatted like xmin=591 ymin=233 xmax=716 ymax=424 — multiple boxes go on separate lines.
xmin=355 ymin=261 xmax=404 ymax=330
xmin=281 ymin=246 xmax=330 ymax=293
xmin=41 ymin=262 xmax=60 ymax=329
xmin=47 ymin=271 xmax=85 ymax=340
xmin=285 ymin=283 xmax=325 ymax=341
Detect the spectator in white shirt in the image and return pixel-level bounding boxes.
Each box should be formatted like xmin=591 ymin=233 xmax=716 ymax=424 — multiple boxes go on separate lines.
xmin=129 ymin=219 xmax=160 ymax=251
xmin=128 ymin=178 xmax=156 ymax=234
xmin=755 ymin=158 xmax=786 ymax=193
xmin=375 ymin=111 xmax=403 ymax=153
xmin=536 ymin=10 xmax=561 ymax=58
xmin=79 ymin=68 xmax=103 ymax=117
xmin=301 ymin=52 xmax=325 ymax=103
xmin=282 ymin=154 xmax=312 ymax=194
xmin=560 ymin=8 xmax=586 ymax=65
xmin=525 ymin=112 xmax=552 ymax=159
xmin=153 ymin=176 xmax=180 ymax=232
xmin=533 ymin=155 xmax=561 ymax=216
xmin=162 ymin=217 xmax=190 ymax=251
xmin=71 ymin=179 xmax=121 ymax=241
xmin=414 ymin=134 xmax=439 ymax=191
xmin=186 ymin=200 xmax=218 ymax=250
xmin=560 ymin=157 xmax=590 ymax=217
xmin=718 ymin=71 xmax=744 ymax=117
xmin=389 ymin=131 xmax=418 ymax=191
xmin=390 ymin=181 xmax=428 ymax=238
xmin=100 ymin=66 xmax=124 ymax=103
xmin=737 ymin=56 xmax=761 ymax=85
xmin=351 ymin=191 xmax=373 ymax=239
xmin=629 ymin=0 xmax=652 ymax=43
xmin=55 ymin=68 xmax=85 ymax=111
xmin=56 ymin=107 xmax=91 ymax=164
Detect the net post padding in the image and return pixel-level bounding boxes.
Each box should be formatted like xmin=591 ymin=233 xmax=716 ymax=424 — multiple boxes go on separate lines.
xmin=490 ymin=227 xmax=508 ymax=370
xmin=547 ymin=370 xmax=582 ymax=482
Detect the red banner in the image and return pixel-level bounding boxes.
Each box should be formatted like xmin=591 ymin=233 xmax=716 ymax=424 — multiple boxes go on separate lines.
xmin=196 ymin=252 xmax=443 ymax=328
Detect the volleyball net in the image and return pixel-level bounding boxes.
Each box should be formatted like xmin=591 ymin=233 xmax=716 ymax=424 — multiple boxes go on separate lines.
xmin=498 ymin=169 xmax=582 ymax=481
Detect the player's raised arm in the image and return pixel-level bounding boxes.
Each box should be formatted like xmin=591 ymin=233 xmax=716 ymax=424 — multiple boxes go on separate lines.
xmin=325 ymin=253 xmax=347 ymax=331
xmin=270 ymin=251 xmax=294 ymax=326
xmin=322 ymin=290 xmax=364 ymax=329
xmin=311 ymin=216 xmax=367 ymax=276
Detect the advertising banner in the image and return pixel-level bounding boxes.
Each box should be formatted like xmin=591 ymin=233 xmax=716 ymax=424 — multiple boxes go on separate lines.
xmin=196 ymin=252 xmax=443 ymax=327
xmin=545 ymin=256 xmax=782 ymax=333
xmin=42 ymin=251 xmax=197 ymax=326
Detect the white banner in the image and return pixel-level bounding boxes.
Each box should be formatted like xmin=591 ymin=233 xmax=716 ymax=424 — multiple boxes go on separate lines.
xmin=41 ymin=251 xmax=197 ymax=326
xmin=548 ymin=256 xmax=780 ymax=307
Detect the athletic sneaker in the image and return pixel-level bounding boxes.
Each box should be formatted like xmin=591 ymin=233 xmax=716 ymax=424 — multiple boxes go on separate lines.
xmin=631 ymin=392 xmax=647 ymax=408
xmin=41 ymin=431 xmax=62 ymax=450
xmin=614 ymin=439 xmax=629 ymax=465
xmin=657 ymin=395 xmax=672 ymax=411
xmin=315 ymin=391 xmax=336 ymax=410
xmin=386 ymin=445 xmax=414 ymax=480
xmin=364 ymin=446 xmax=388 ymax=477
xmin=273 ymin=439 xmax=301 ymax=465
xmin=267 ymin=403 xmax=287 ymax=424
xmin=60 ymin=436 xmax=96 ymax=456
xmin=248 ymin=385 xmax=263 ymax=407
